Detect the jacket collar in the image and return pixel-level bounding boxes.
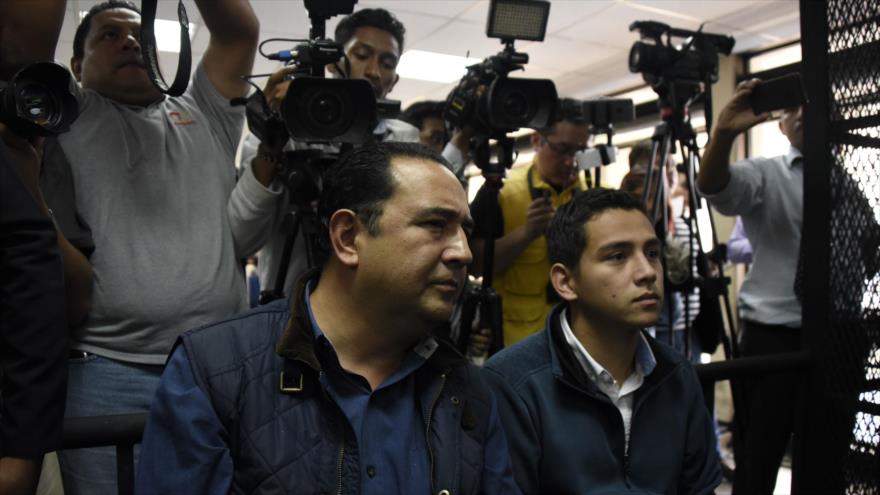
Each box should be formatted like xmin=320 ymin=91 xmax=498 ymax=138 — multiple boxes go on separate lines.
xmin=275 ymin=268 xmax=467 ymax=375
xmin=545 ymin=304 xmax=682 ymax=398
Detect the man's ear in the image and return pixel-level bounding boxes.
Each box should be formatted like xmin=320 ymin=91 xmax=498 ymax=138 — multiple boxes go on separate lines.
xmin=549 ymin=263 xmax=579 ymax=302
xmin=530 ymin=132 xmax=541 ymax=151
xmin=327 ymin=209 xmax=361 ymax=268
xmin=71 ymin=57 xmax=82 ymax=82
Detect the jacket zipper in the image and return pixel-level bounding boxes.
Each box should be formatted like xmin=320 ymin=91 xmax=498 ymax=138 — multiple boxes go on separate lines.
xmin=620 ymin=368 xmax=677 ymax=489
xmin=336 ymin=430 xmax=345 ymax=495
xmin=424 ymin=373 xmax=447 ymax=495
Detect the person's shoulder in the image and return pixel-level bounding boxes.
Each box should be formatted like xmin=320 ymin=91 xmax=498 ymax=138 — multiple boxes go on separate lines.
xmin=484 ymin=331 xmax=552 ymax=385
xmin=181 ymin=299 xmax=290 ymax=369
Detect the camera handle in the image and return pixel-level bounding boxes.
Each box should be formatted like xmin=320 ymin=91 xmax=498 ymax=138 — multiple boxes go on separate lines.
xmin=456 ymin=136 xmax=516 ymax=357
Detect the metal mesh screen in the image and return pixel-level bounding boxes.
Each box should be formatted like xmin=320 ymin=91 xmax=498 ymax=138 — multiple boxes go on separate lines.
xmin=825 ymin=1 xmax=880 ymax=492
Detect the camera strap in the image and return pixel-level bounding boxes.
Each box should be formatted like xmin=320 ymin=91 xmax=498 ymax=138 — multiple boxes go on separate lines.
xmin=140 ymin=0 xmax=191 ymax=97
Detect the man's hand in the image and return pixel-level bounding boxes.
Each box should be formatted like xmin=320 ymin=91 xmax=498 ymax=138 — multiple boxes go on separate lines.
xmin=698 ymin=79 xmax=771 ymax=195
xmin=467 ymin=328 xmax=491 ymax=358
xmin=264 ymin=66 xmax=296 ymax=114
xmin=523 ymin=196 xmax=555 ymax=240
xmin=0 ymin=124 xmax=46 ymax=210
xmin=714 ymin=78 xmax=771 ymax=138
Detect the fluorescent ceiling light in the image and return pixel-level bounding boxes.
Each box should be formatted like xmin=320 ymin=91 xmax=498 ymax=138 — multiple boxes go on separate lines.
xmin=78 ymin=12 xmax=195 ymax=53
xmin=397 ymin=50 xmax=482 ymax=83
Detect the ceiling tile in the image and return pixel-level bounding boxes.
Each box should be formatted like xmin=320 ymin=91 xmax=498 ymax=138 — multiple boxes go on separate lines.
xmin=53 ymin=0 xmax=801 ymax=110
xmin=519 ymin=37 xmax=622 ymax=74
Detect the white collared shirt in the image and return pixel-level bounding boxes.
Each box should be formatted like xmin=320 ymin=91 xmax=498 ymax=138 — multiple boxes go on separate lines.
xmin=560 ymin=311 xmax=657 ymax=451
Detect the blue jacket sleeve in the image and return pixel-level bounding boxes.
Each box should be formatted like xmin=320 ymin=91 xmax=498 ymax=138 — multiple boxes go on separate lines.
xmin=481 ymin=367 xmax=540 ymax=494
xmin=480 ymin=391 xmax=523 ymax=495
xmin=135 ymin=347 xmax=233 ymax=495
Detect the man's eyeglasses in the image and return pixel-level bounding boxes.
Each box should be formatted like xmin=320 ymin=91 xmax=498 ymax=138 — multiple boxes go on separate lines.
xmin=541 ymin=136 xmax=586 ymax=157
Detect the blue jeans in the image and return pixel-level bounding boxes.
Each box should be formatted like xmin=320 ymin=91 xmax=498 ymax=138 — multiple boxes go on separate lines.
xmin=58 ymin=353 xmax=163 ymax=495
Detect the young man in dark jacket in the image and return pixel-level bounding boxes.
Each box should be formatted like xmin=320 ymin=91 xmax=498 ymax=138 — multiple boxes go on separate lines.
xmin=136 ymin=142 xmax=520 ymax=494
xmin=483 ymin=188 xmax=720 ymax=495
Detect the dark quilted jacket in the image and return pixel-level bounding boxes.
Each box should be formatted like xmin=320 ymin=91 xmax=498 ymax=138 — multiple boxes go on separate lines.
xmin=180 ymin=273 xmax=500 ymax=494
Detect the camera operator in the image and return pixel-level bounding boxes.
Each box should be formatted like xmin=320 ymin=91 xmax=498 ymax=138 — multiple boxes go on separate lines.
xmin=42 ymin=1 xmax=259 ymax=492
xmin=401 ymin=100 xmax=448 ymax=153
xmin=468 ymin=98 xmax=589 ymax=346
xmin=697 ymin=79 xmax=802 ymax=494
xmin=228 ymin=8 xmax=472 ymax=300
xmin=137 ymin=142 xmax=519 ymax=494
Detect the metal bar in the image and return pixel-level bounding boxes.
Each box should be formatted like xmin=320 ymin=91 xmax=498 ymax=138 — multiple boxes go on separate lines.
xmin=795 ymin=0 xmax=835 ymax=492
xmin=835 ymin=131 xmax=880 ymax=149
xmin=116 ymin=443 xmax=135 ymax=495
xmin=62 ymin=414 xmax=146 ymax=450
xmin=830 ymin=113 xmax=880 ymax=132
xmin=694 ymin=351 xmax=813 ymax=382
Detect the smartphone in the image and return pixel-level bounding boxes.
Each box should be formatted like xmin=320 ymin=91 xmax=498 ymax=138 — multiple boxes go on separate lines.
xmin=750 ymin=73 xmax=808 ymax=114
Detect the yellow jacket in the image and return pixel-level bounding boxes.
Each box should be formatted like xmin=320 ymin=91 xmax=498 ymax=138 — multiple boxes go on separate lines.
xmin=494 ymin=162 xmax=583 ymax=345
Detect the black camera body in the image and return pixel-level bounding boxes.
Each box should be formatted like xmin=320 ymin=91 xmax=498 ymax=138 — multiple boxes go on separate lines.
xmin=244 ymin=0 xmax=402 ymax=148
xmin=0 ymin=62 xmax=78 ymax=139
xmin=445 ymin=45 xmax=557 ymax=137
xmin=629 ymin=21 xmax=734 ymax=109
xmin=445 ymin=0 xmax=556 ymax=138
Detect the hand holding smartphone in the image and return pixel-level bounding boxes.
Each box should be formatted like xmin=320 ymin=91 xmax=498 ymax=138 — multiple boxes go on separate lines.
xmin=750 ymin=73 xmax=808 ymax=115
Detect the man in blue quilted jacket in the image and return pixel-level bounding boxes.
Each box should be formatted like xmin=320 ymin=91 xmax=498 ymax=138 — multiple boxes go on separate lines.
xmin=483 ymin=188 xmax=720 ymax=494
xmin=136 ymin=142 xmax=519 ymax=494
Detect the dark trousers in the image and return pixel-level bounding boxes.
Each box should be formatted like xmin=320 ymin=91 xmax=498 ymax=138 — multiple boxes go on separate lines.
xmin=732 ymin=319 xmax=801 ymax=495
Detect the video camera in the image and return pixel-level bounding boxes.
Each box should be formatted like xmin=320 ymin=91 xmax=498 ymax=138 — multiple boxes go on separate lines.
xmin=574 ymin=98 xmax=634 ymax=171
xmin=629 ymin=21 xmax=734 ymax=110
xmin=444 ymin=0 xmax=557 ymax=138
xmin=0 ymin=62 xmax=78 ymax=139
xmin=242 ymin=0 xmax=398 ymax=149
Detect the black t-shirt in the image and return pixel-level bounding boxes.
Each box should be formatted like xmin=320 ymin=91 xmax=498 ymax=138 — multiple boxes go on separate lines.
xmin=0 ymin=142 xmax=69 ymax=457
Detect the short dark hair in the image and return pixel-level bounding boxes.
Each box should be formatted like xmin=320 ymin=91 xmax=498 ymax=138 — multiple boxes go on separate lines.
xmin=628 ymin=140 xmax=652 ymax=170
xmin=334 ymin=8 xmax=406 ymax=54
xmin=547 ymin=188 xmax=647 ymax=270
xmin=540 ymin=97 xmax=587 ymax=135
xmin=317 ymin=142 xmax=451 ymax=260
xmin=400 ymin=100 xmax=445 ymax=130
xmin=73 ymin=0 xmax=140 ymax=60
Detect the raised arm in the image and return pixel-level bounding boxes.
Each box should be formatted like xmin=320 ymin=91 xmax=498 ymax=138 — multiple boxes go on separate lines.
xmin=195 ymin=0 xmax=260 ymax=100
xmin=698 ymin=79 xmax=769 ymax=195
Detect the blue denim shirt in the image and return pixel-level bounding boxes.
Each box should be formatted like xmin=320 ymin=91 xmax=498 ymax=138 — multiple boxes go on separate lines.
xmin=304 ymin=283 xmax=435 ymax=495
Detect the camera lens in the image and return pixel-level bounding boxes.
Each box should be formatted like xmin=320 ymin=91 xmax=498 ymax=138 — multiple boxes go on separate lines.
xmin=17 ymin=83 xmax=60 ymax=127
xmin=501 ymin=90 xmax=530 ymax=121
xmin=310 ymin=92 xmax=343 ymax=126
xmin=0 ymin=62 xmax=79 ymax=138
